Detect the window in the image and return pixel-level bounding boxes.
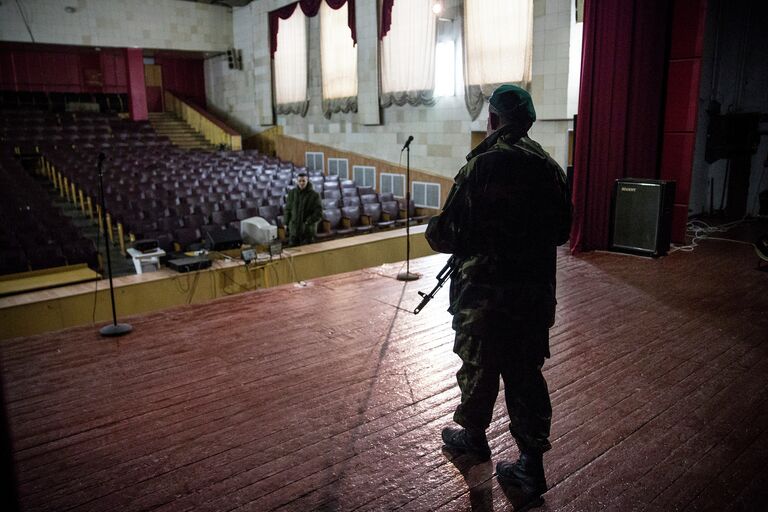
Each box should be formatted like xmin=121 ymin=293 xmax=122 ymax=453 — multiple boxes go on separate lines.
xmin=320 ymin=2 xmax=357 ymax=100
xmin=352 ymin=165 xmax=376 ymax=188
xmin=305 ymin=152 xmax=324 ymax=173
xmin=380 ymin=173 xmax=406 ymax=198
xmin=412 ymin=181 xmax=441 ymax=208
xmin=328 ymin=158 xmax=349 ymax=179
xmin=434 ymin=40 xmax=456 ymax=97
xmin=273 ymin=8 xmax=308 ymax=105
xmin=464 ymin=0 xmax=532 ymax=87
xmin=380 ymin=0 xmax=436 ymax=105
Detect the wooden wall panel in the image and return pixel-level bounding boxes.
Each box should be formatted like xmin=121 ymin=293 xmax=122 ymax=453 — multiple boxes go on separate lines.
xmin=274 ymin=134 xmax=452 ymax=212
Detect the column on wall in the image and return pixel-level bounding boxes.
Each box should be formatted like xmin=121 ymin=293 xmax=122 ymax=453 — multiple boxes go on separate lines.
xmin=255 ymin=9 xmax=275 ymax=125
xmin=356 ymin=0 xmax=380 ymax=125
xmin=125 ymin=48 xmax=148 ymax=121
xmin=659 ymin=0 xmax=708 ymax=242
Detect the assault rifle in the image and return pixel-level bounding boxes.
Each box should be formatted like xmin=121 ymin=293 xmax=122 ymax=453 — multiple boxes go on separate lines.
xmin=413 ymin=256 xmax=458 ymax=314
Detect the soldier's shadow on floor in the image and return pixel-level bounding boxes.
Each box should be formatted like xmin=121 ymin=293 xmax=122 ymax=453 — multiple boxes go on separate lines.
xmin=442 ymin=446 xmax=494 ymax=511
xmin=442 ymin=447 xmax=547 ymax=512
xmin=497 ymin=479 xmax=546 ymax=511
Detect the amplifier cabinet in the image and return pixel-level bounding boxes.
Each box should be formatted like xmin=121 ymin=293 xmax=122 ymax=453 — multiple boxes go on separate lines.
xmin=610 ymin=178 xmax=676 ymax=257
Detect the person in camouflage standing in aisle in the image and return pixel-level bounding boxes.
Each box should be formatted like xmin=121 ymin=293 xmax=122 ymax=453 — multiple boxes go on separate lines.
xmin=425 ymin=84 xmax=572 ymax=507
xmin=285 ymin=172 xmax=323 ymax=246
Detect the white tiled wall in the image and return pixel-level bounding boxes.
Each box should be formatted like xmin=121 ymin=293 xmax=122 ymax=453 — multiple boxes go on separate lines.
xmin=0 ymin=0 xmax=231 ymax=52
xmin=204 ymin=0 xmax=581 ymax=178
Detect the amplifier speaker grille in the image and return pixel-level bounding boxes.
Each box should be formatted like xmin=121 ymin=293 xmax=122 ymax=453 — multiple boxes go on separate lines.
xmin=610 ymin=179 xmax=676 ymax=257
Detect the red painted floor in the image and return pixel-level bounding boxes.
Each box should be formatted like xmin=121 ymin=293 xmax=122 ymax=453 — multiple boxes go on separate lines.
xmin=2 ymin=226 xmax=767 ymax=511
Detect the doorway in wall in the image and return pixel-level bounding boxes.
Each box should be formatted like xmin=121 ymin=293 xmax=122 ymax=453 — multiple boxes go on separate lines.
xmin=144 ymin=64 xmax=164 ymax=112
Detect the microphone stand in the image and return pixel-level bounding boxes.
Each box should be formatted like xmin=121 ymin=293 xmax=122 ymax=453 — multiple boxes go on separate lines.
xmin=397 ymin=137 xmax=420 ymax=282
xmin=96 ymin=153 xmax=132 ymax=337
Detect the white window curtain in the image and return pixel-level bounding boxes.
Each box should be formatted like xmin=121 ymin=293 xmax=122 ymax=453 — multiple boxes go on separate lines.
xmin=463 ymin=0 xmax=533 ymax=119
xmin=320 ymin=2 xmax=357 ymax=118
xmin=274 ymin=8 xmax=308 ymax=116
xmin=380 ymin=0 xmax=436 ymax=107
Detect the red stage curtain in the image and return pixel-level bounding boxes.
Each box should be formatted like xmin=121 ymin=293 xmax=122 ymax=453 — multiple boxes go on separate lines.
xmin=570 ymin=0 xmax=673 ymax=253
xmin=269 ymin=0 xmax=357 ymax=57
xmin=380 ymin=0 xmax=394 ymax=39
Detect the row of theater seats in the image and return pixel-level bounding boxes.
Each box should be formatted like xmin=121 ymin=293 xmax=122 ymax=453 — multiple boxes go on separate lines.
xmin=0 ymin=91 xmax=128 ymax=113
xmin=314 ymin=179 xmax=421 ymax=238
xmin=0 ymin=109 xmax=172 ymax=153
xmin=0 ymin=152 xmax=98 ymax=276
xmin=43 ymin=145 xmax=296 ymax=251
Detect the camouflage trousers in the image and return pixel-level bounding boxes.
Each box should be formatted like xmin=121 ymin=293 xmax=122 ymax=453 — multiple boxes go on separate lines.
xmin=452 ymin=330 xmax=552 ymax=454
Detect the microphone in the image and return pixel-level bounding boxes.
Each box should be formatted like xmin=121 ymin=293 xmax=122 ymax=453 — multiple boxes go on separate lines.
xmin=401 ymin=135 xmax=414 ymax=152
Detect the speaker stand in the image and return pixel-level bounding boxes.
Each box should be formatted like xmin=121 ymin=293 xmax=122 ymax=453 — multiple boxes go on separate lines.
xmin=96 ymin=152 xmax=132 ymax=338
xmin=100 ymin=323 xmax=133 ymax=337
xmin=397 ymin=270 xmax=420 ymax=281
xmin=397 ymin=142 xmax=420 ymax=282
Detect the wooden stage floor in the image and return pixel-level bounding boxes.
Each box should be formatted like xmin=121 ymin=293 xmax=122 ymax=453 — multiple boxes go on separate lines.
xmin=2 ymin=230 xmax=767 ymax=511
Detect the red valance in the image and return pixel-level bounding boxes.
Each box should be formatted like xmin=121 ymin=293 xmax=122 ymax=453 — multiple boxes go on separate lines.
xmin=269 ymin=0 xmax=357 ymax=57
xmin=380 ymin=0 xmax=395 ymax=39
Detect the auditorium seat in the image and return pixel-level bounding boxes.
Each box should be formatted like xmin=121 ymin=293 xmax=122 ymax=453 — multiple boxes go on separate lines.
xmin=363 ymin=202 xmax=395 ymax=229
xmin=258 ymin=205 xmax=280 ymax=225
xmin=132 ymin=221 xmax=159 ymax=239
xmin=396 ymin=198 xmax=427 ymax=225
xmin=360 ymin=193 xmax=379 ymax=204
xmin=342 ymin=196 xmax=361 ymax=207
xmin=324 ymin=208 xmax=353 ymax=237
xmin=235 ymin=207 xmax=258 ymax=221
xmin=182 ymin=214 xmax=208 ymax=229
xmin=381 ymin=201 xmax=400 ymax=222
xmin=211 ymin=210 xmax=236 ymax=226
xmin=0 ymin=248 xmax=29 ymax=275
xmin=321 ymin=198 xmax=339 ymax=209
xmin=26 ymin=245 xmax=67 ymax=270
xmin=357 ymin=186 xmax=374 ymax=196
xmin=159 ymin=216 xmax=183 ymax=233
xmin=243 ymin=198 xmax=264 ymax=209
xmin=146 ymin=232 xmax=174 ymax=252
xmin=63 ymin=238 xmax=99 ymax=268
xmin=341 ymin=205 xmax=373 ymax=234
xmin=323 ymin=189 xmax=341 ymax=201
xmin=173 ymin=227 xmax=202 ymax=251
xmin=198 ymin=203 xmax=215 ymax=216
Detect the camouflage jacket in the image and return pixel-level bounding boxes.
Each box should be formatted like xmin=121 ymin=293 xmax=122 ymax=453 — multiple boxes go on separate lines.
xmin=425 ymin=125 xmax=572 ymax=355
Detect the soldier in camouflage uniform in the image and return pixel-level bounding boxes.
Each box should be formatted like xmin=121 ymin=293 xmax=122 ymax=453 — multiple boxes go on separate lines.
xmin=425 ymin=84 xmax=571 ymax=505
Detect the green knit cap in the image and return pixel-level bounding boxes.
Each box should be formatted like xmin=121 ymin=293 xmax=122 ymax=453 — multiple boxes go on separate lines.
xmin=489 ymin=84 xmax=536 ymax=124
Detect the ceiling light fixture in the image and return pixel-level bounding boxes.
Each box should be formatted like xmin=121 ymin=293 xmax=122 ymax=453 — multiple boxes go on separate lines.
xmin=64 ymin=6 xmax=77 ymax=13
xmin=432 ymin=1 xmax=443 ymax=15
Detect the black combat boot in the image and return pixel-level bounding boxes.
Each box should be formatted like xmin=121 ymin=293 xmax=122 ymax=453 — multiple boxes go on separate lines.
xmin=496 ymin=451 xmax=547 ymax=498
xmin=441 ymin=427 xmax=492 ymax=461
